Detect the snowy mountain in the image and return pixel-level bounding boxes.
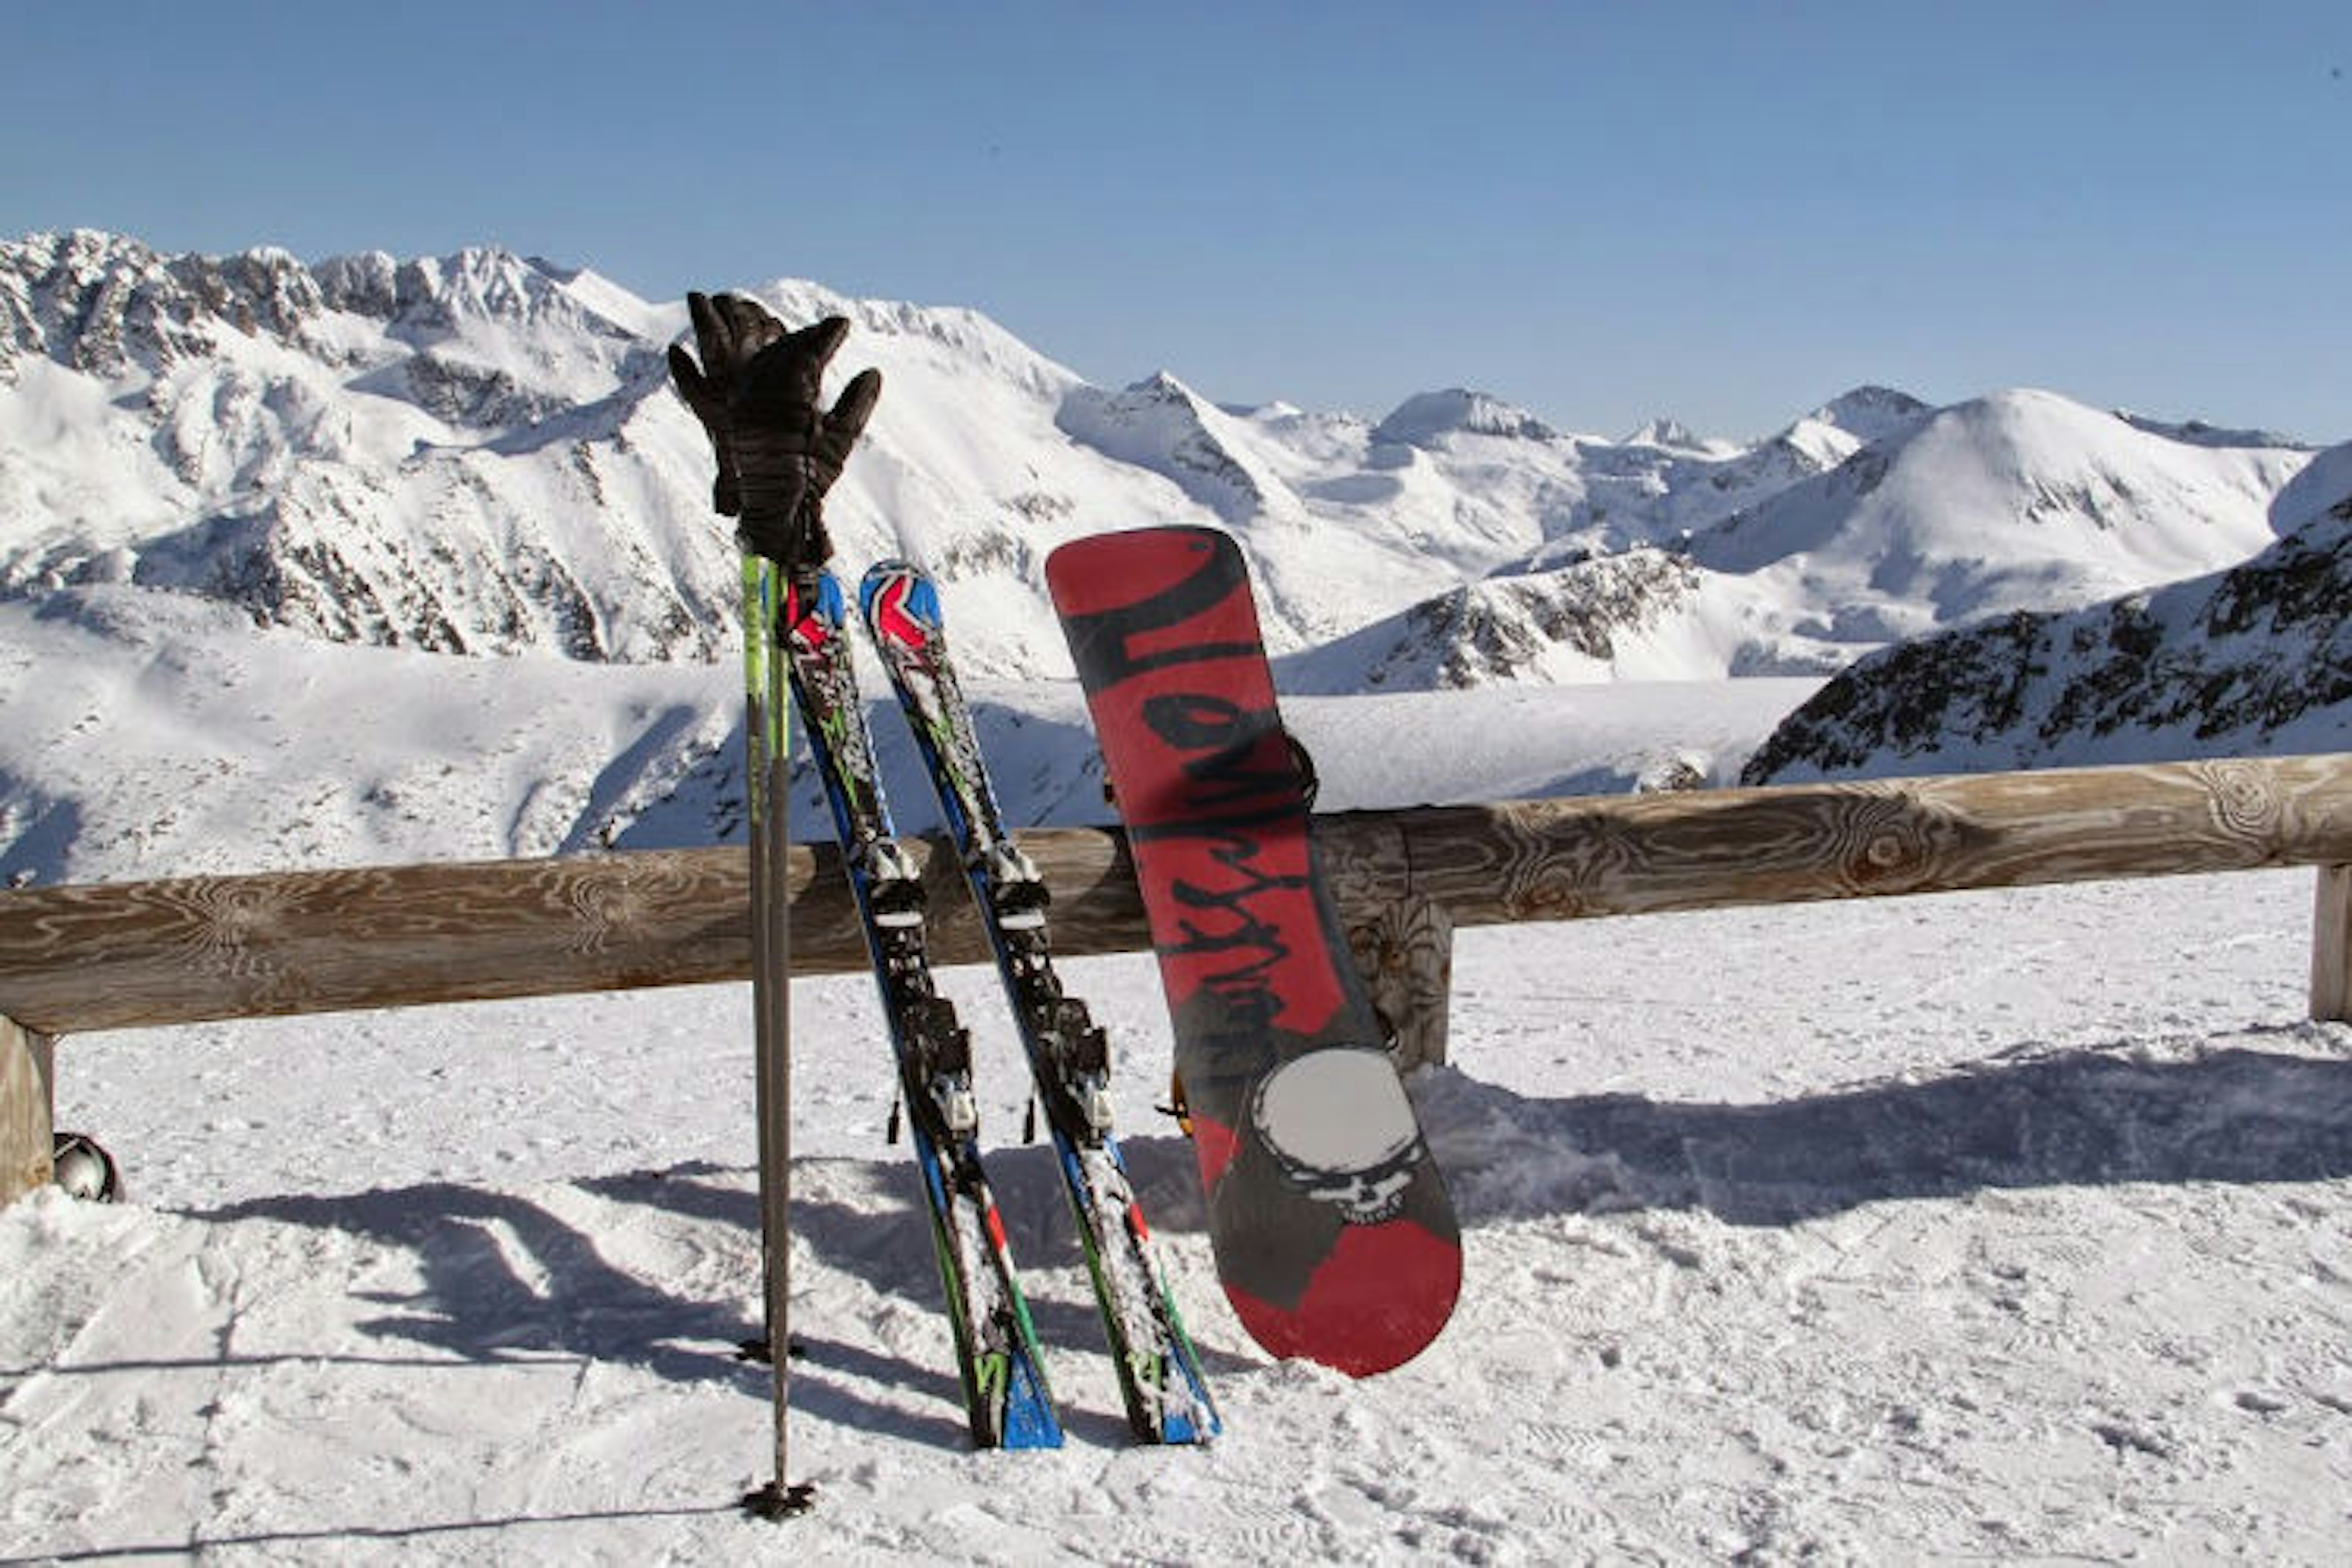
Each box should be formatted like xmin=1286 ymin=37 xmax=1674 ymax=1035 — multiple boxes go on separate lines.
xmin=1 ymin=228 xmax=2340 ymax=885
xmin=1740 ymin=442 xmax=2352 ymax=782
xmin=13 ymin=834 xmax=2346 ymax=1561
xmin=0 ymin=576 xmax=1823 ymax=888
xmin=0 ymin=231 xmax=726 ymax=662
xmin=10 ymin=232 xmax=2318 ymax=687
xmin=0 ymin=230 xmax=1720 ymax=676
xmin=1282 ymin=389 xmax=2313 ymax=692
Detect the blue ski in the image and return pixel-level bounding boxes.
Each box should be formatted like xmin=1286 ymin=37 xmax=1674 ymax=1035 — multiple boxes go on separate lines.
xmin=861 ymin=559 xmax=1219 ymax=1444
xmin=782 ymin=570 xmax=1061 ymax=1450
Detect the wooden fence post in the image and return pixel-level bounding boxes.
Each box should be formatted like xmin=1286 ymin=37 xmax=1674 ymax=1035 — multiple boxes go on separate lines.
xmin=2316 ymin=866 xmax=2352 ymax=1024
xmin=1 ymin=1013 xmax=55 ymax=1207
xmin=1347 ymin=895 xmax=1455 ymax=1071
xmin=1318 ymin=813 xmax=1457 ymax=1071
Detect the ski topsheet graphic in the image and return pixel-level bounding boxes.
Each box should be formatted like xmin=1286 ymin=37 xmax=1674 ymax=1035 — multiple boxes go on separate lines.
xmin=860 ymin=559 xmax=1218 ymax=1443
xmin=1046 ymin=525 xmax=1461 ymax=1376
xmin=782 ymin=570 xmax=1063 ymax=1450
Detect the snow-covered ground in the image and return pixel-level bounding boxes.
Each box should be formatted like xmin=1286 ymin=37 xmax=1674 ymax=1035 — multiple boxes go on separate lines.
xmin=6 ymin=848 xmax=2348 ymax=1560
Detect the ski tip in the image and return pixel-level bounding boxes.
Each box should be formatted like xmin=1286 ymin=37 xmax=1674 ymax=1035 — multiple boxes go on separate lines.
xmin=859 ymin=558 xmax=943 ymax=645
xmin=785 ymin=568 xmax=850 ymax=635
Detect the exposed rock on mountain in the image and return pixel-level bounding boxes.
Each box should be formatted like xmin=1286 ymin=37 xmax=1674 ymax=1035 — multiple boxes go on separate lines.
xmin=1741 ymin=443 xmax=2352 ymax=782
xmin=1373 ymin=388 xmax=1559 ymax=447
xmin=1283 ymin=549 xmax=1706 ymax=690
xmin=0 ymin=230 xmax=2325 ymax=696
xmin=1 ymin=230 xmax=718 ymax=662
xmin=1287 ymin=390 xmax=2313 ymax=693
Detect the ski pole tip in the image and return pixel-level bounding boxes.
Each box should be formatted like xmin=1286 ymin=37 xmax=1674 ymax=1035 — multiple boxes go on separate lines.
xmin=742 ymin=1480 xmax=818 ymax=1520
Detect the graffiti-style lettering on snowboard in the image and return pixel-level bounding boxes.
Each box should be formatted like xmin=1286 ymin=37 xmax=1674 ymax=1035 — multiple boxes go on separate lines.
xmin=1048 ymin=526 xmax=1460 ymax=1376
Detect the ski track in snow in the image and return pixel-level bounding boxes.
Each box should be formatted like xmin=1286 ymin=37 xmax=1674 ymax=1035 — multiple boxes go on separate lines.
xmin=6 ymin=869 xmax=2351 ymax=1562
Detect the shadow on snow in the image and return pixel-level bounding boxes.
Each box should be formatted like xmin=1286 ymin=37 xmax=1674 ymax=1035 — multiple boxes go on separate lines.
xmin=159 ymin=1028 xmax=2352 ymax=1450
xmin=1416 ymin=1026 xmax=2352 ymax=1227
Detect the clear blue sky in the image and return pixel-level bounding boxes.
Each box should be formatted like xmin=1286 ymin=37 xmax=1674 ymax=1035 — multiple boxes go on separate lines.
xmin=7 ymin=1 xmax=2348 ymax=442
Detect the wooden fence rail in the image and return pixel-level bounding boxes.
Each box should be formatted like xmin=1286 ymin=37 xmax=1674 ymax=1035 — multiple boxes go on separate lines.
xmin=4 ymin=753 xmax=2351 ymax=1204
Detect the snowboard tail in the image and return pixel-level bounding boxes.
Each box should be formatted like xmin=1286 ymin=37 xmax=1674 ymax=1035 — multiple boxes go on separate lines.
xmin=1047 ymin=526 xmax=1460 ymax=1376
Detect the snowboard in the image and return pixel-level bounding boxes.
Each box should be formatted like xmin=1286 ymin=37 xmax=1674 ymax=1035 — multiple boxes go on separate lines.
xmin=1046 ymin=525 xmax=1460 ymax=1376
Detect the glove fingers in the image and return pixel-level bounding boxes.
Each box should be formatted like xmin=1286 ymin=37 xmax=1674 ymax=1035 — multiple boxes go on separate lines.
xmin=816 ymin=368 xmax=884 ymax=458
xmin=788 ymin=315 xmax=853 ymax=370
xmin=685 ymin=291 xmax=731 ymax=363
xmin=711 ymin=293 xmax=785 ymax=360
xmin=666 ymin=342 xmax=710 ymax=404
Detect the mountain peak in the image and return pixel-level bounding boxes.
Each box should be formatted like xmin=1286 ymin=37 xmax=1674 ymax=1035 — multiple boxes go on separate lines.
xmin=1621 ymin=417 xmax=1736 ymax=456
xmin=1055 ymin=370 xmax=1287 ymax=524
xmin=1372 ymin=388 xmax=1557 ymax=448
xmin=1803 ymin=385 xmax=1931 ymax=444
xmin=1624 ymin=417 xmax=1698 ymax=448
xmin=1 ymin=229 xmax=328 ymax=375
xmin=1691 ymin=384 xmax=2310 ymax=631
xmin=311 ymin=245 xmax=633 ymax=342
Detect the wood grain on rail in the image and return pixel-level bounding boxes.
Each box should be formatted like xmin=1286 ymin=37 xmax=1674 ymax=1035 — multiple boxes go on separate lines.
xmin=1351 ymin=755 xmax=2352 ymax=924
xmin=1 ymin=755 xmax=2346 ymax=1036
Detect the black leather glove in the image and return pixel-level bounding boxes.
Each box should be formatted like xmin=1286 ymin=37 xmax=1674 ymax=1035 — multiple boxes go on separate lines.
xmin=668 ymin=291 xmax=882 ymax=572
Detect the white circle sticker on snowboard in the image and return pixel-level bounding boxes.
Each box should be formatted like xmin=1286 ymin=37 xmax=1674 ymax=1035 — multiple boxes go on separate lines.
xmin=1250 ymin=1047 xmax=1427 ymax=1224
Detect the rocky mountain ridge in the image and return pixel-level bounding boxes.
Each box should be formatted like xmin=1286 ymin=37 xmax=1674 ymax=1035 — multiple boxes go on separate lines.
xmin=1742 ymin=442 xmax=2352 ymax=781
xmin=1281 ymin=388 xmax=2313 ymax=692
xmin=13 ymin=230 xmax=2315 ymax=690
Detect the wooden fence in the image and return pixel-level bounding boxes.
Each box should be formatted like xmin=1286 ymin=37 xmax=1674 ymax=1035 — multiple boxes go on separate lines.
xmin=4 ymin=753 xmax=2350 ymax=1205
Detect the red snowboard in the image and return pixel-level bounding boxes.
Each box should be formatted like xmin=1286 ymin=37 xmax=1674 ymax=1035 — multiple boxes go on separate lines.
xmin=1047 ymin=525 xmax=1460 ymax=1376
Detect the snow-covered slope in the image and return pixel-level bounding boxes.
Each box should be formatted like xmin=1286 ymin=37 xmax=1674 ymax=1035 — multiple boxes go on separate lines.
xmin=0 ymin=576 xmax=1819 ymax=887
xmin=7 ymin=858 xmax=2346 ymax=1562
xmin=1 ymin=232 xmax=728 ymax=662
xmin=1689 ymin=389 xmax=2303 ymax=623
xmin=1284 ymin=390 xmax=2313 ymax=692
xmin=1743 ymin=442 xmax=2352 ymax=782
xmin=0 ymin=589 xmax=739 ymax=886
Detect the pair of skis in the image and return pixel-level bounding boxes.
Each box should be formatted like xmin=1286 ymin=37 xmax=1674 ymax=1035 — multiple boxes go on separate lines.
xmin=777 ymin=559 xmax=1218 ymax=1450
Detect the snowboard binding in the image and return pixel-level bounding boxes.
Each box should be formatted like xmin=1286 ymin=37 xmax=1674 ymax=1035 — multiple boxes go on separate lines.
xmin=1101 ymin=728 xmax=1320 ymax=810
